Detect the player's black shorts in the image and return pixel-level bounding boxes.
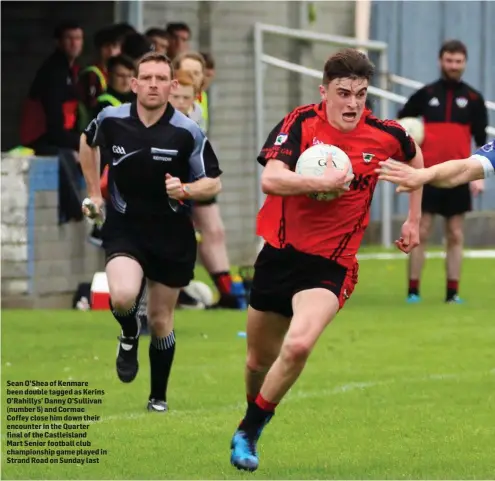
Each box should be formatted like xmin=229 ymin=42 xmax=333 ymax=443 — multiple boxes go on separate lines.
xmin=194 ymin=197 xmax=217 ymax=207
xmin=249 ymin=243 xmax=357 ymax=318
xmin=422 ymin=183 xmax=471 ymax=218
xmin=101 ymin=211 xmax=196 ymax=288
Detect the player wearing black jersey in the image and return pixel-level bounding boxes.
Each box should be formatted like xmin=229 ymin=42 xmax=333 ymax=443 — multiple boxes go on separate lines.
xmin=80 ymin=52 xmax=222 ymax=412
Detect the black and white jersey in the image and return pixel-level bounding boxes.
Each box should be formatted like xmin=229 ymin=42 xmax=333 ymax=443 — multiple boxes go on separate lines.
xmin=84 ymin=101 xmax=222 ymax=220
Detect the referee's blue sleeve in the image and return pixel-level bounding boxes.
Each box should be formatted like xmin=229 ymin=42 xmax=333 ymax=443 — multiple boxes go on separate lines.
xmin=472 ymin=140 xmax=495 ymax=178
xmin=189 ymin=127 xmax=222 ymax=180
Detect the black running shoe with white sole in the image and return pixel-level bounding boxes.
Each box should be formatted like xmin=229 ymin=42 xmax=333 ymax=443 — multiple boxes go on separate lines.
xmin=147 ymin=399 xmax=168 ymax=412
xmin=116 ymin=335 xmax=139 ymax=383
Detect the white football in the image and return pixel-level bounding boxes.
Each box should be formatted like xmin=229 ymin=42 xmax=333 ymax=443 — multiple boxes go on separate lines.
xmin=295 ymin=144 xmax=353 ymax=201
xmin=182 ymin=281 xmax=214 ymax=307
xmin=397 ymin=117 xmax=424 ymax=145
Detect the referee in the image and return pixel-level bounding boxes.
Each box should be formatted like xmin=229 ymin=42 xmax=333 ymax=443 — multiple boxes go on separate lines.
xmin=80 ymin=52 xmax=222 ymax=412
xmin=398 ymin=40 xmax=488 ymax=304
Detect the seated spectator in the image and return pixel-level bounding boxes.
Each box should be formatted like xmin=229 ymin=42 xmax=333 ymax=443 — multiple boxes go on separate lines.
xmin=199 ymin=52 xmax=216 ymax=132
xmin=20 ymin=21 xmax=83 ymax=153
xmin=172 ymin=51 xmax=242 ymax=309
xmin=78 ymin=26 xmax=122 ymax=128
xmin=165 ymin=22 xmax=191 ymax=59
xmin=172 ymin=51 xmax=208 ymax=130
xmin=92 ymin=55 xmax=135 ymax=118
xmin=145 ymin=27 xmax=169 ymax=55
xmin=20 ymin=21 xmax=85 ymax=224
xmin=200 ymin=51 xmax=216 ymax=91
xmin=170 ymin=70 xmax=205 ymax=131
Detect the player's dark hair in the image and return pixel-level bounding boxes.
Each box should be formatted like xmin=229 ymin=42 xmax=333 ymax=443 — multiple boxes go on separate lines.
xmin=439 ymin=39 xmax=468 ymax=59
xmin=200 ymin=52 xmax=215 ymax=70
xmin=107 ymin=54 xmax=136 ymax=74
xmin=165 ymin=22 xmax=191 ymax=37
xmin=53 ymin=21 xmax=82 ymax=39
xmin=145 ymin=27 xmax=168 ymax=39
xmin=136 ymin=51 xmax=174 ymax=77
xmin=322 ymin=48 xmax=375 ymax=85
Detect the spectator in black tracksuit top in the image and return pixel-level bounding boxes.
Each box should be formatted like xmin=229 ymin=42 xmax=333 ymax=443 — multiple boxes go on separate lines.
xmin=398 ymin=39 xmax=488 ymax=304
xmin=20 ymin=21 xmax=85 ymax=224
xmin=21 ymin=21 xmax=84 ymax=154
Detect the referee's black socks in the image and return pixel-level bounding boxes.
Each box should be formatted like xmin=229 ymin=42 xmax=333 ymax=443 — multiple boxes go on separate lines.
xmin=149 ymin=331 xmax=176 ymax=402
xmin=110 ymin=280 xmax=146 ymax=338
xmin=110 ymin=301 xmax=140 ymax=338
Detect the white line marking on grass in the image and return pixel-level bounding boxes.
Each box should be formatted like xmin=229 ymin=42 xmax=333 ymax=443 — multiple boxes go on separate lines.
xmin=357 ymin=249 xmax=495 ymax=261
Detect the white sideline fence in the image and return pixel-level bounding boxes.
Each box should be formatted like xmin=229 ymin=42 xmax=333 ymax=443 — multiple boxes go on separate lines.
xmin=253 ymin=23 xmax=495 ymax=249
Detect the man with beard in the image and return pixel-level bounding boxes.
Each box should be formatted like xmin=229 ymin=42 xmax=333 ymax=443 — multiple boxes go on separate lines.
xmin=397 ymin=39 xmax=488 ymax=304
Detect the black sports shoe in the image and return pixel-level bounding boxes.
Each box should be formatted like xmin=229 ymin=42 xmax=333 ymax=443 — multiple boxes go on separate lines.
xmin=116 ymin=335 xmax=139 ymax=383
xmin=147 ymin=399 xmax=168 ymax=412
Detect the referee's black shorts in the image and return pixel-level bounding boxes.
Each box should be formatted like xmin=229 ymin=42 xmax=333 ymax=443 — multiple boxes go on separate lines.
xmin=101 ymin=210 xmax=196 ymax=288
xmin=422 ymin=183 xmax=471 ymax=218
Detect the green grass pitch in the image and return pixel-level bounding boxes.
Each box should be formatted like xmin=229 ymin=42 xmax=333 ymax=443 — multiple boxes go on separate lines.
xmin=2 ymin=253 xmax=495 ymax=479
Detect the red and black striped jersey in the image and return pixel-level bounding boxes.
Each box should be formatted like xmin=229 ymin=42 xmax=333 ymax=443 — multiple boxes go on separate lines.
xmin=256 ymin=102 xmax=416 ymax=268
xmin=398 ymin=78 xmax=487 ymax=167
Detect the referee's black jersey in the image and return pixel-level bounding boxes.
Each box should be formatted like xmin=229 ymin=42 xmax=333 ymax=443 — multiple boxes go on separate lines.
xmin=83 ymin=101 xmax=222 ymax=220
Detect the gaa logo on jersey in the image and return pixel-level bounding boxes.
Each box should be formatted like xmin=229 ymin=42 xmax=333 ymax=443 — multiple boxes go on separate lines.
xmin=274 ymin=133 xmax=288 ymax=146
xmin=112 ymin=145 xmax=126 ymax=155
xmin=456 ymin=97 xmax=468 ymax=108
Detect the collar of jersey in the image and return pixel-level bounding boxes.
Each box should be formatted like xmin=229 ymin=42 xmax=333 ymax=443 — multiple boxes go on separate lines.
xmin=130 ymin=101 xmax=175 ymax=126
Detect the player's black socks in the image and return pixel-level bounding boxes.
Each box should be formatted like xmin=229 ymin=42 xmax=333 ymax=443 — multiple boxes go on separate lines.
xmin=239 ymin=394 xmax=275 ymax=438
xmin=149 ymin=331 xmax=176 ymax=402
xmin=247 ymin=394 xmax=256 ymax=408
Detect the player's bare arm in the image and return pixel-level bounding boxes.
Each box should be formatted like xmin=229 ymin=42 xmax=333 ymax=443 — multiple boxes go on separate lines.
xmin=424 ymin=157 xmax=484 ymax=188
xmin=261 ymin=156 xmax=353 ymax=197
xmin=406 ymin=144 xmax=424 ymax=212
xmin=377 ymin=156 xmax=486 ymax=191
xmin=395 ymin=145 xmax=423 ymax=253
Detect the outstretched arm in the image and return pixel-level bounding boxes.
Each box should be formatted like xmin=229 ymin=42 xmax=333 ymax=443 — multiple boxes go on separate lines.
xmin=376 ymin=140 xmax=495 ymax=191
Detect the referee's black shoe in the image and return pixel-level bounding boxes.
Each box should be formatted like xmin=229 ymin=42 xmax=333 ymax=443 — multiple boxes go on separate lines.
xmin=116 ymin=335 xmax=139 ymax=383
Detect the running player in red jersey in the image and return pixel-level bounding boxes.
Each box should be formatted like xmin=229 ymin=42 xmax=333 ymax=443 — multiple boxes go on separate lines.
xmin=230 ymin=48 xmax=424 ymax=472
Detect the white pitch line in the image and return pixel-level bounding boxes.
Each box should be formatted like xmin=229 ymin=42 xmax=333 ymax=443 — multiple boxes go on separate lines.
xmin=357 ymin=249 xmax=495 ymax=261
